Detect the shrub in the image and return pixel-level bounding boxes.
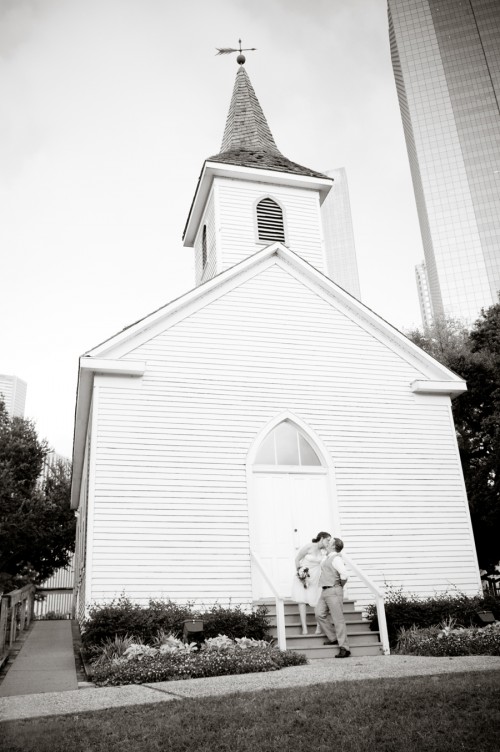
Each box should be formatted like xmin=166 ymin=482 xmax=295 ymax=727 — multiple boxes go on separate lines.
xmin=395 ymin=620 xmax=500 ymax=657
xmin=200 ymin=604 xmax=270 ymax=641
xmin=81 ymin=597 xmax=194 ymax=648
xmin=152 ymin=630 xmax=197 ymax=653
xmin=88 ymin=635 xmax=135 ymax=666
xmin=81 ymin=598 xmax=271 ymax=651
xmin=91 ymin=635 xmax=307 ymax=687
xmin=367 ymin=586 xmax=500 ymax=647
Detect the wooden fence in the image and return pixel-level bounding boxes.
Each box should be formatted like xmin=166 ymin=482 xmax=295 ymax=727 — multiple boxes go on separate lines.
xmin=483 ymin=577 xmax=500 ymax=598
xmin=0 ymin=584 xmax=36 ymax=669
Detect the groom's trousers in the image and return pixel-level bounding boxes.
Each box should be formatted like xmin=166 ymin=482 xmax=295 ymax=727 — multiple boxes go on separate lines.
xmin=315 ymin=585 xmax=349 ymax=649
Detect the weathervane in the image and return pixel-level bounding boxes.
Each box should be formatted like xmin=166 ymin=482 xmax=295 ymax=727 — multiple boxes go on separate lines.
xmin=216 ymin=39 xmax=256 ymax=65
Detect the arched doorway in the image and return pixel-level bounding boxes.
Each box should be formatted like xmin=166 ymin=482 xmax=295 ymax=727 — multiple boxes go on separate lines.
xmin=247 ymin=418 xmax=334 ymax=599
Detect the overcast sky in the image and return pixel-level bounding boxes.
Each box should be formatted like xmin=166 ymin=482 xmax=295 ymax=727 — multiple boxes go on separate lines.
xmin=0 ymin=0 xmax=425 ymax=458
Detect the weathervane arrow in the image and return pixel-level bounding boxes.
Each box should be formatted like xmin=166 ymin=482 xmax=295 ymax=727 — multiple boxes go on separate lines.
xmin=216 ymin=38 xmax=256 ymax=64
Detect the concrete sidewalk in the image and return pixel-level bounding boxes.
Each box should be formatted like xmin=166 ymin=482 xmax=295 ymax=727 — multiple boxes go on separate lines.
xmin=1 ymin=654 xmax=499 ymax=723
xmin=0 ymin=620 xmax=78 ymax=698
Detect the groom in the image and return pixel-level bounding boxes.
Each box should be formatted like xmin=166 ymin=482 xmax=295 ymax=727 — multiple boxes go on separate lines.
xmin=315 ymin=537 xmax=351 ymax=658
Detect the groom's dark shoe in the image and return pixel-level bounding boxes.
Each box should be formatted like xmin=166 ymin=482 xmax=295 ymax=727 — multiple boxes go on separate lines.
xmin=335 ymin=647 xmax=351 ymax=658
xmin=323 ymin=639 xmax=339 ymax=645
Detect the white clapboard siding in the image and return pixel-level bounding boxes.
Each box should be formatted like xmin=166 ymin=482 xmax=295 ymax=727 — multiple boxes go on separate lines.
xmin=214 ymin=177 xmax=326 ymax=275
xmin=38 ymin=554 xmax=75 ymax=590
xmin=34 ymin=593 xmax=74 ymax=619
xmin=194 ymin=192 xmax=217 ymax=285
xmin=83 ymin=262 xmax=478 ymax=609
xmin=36 ymin=554 xmax=75 ymax=619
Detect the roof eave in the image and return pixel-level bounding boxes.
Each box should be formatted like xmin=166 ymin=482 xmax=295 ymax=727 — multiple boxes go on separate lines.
xmin=183 ymin=161 xmax=333 ymax=247
xmin=70 ymin=358 xmax=146 ymax=509
xmin=411 ymin=379 xmax=467 ymax=399
xmin=83 ymin=243 xmax=468 ymax=389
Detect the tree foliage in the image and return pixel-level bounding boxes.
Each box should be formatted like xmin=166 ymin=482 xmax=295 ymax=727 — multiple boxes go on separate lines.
xmin=0 ymin=399 xmax=75 ymax=591
xmin=407 ymin=303 xmax=500 ymax=572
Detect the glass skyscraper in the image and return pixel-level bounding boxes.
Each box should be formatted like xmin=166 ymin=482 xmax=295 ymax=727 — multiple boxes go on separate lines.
xmin=0 ymin=374 xmax=27 ymax=418
xmin=321 ymin=168 xmax=362 ymax=300
xmin=415 ymin=261 xmax=433 ymax=329
xmin=388 ymin=0 xmax=500 ymax=324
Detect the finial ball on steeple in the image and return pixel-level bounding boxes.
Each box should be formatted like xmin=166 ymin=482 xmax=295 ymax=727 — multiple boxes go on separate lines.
xmin=237 ymin=53 xmax=246 ymax=64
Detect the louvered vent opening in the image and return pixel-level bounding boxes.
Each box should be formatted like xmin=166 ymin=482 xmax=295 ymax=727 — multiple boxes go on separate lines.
xmin=256 ymin=198 xmax=285 ymax=243
xmin=202 ymin=225 xmax=207 ymax=268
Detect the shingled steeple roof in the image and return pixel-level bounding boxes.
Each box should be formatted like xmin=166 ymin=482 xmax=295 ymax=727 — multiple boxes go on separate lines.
xmin=209 ymin=65 xmax=327 ymax=180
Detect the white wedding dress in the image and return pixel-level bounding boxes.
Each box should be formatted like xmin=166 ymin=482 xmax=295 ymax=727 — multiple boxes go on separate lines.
xmin=290 ymin=550 xmax=325 ymax=607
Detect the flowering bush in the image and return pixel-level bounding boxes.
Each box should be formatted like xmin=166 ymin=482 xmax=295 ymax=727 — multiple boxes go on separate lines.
xmin=89 ymin=639 xmax=307 ymax=687
xmin=160 ymin=641 xmax=198 ymax=656
xmin=202 ymin=634 xmax=236 ymax=652
xmin=200 ymin=634 xmax=273 ymax=652
xmin=151 ymin=631 xmax=198 ymax=654
xmin=395 ymin=619 xmax=500 ymax=656
xmin=234 ymin=637 xmax=270 ymax=650
xmin=123 ymin=643 xmax=158 ymax=661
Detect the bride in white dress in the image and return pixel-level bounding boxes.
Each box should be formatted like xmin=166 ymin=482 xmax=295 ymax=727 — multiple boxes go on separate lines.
xmin=291 ymin=531 xmax=331 ymax=634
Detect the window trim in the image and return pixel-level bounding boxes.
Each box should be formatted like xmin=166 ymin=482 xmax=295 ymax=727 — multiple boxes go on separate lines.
xmin=253 ymin=419 xmax=324 ymax=468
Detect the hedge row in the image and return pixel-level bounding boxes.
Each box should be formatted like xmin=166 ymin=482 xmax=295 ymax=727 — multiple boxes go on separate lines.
xmin=81 ymin=598 xmax=270 ymax=648
xmin=367 ymin=587 xmax=500 ymax=647
xmin=395 ymin=621 xmax=500 ymax=657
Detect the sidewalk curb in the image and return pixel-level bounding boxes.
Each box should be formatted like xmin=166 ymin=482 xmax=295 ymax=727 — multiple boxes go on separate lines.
xmin=1 ymin=654 xmax=500 ymax=723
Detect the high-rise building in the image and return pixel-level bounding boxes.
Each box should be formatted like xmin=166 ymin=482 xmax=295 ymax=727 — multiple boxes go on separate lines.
xmin=0 ymin=373 xmax=27 ymax=418
xmin=415 ymin=261 xmax=433 ymax=329
xmin=321 ymin=168 xmax=362 ymax=300
xmin=388 ymin=0 xmax=500 ymax=324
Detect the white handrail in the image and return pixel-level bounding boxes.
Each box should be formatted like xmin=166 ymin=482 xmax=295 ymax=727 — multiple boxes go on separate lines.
xmin=250 ymin=551 xmax=286 ymax=651
xmin=342 ymin=553 xmax=390 ymax=655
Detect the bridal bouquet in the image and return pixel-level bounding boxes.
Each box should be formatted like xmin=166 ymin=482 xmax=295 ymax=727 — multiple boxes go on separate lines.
xmin=296 ymin=566 xmax=310 ymax=589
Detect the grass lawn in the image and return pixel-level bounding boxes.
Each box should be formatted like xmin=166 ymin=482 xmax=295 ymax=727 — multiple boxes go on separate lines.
xmin=2 ymin=670 xmax=500 ymax=752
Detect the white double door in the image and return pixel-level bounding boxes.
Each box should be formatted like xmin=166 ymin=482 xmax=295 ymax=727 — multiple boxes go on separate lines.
xmin=249 ymin=470 xmax=332 ymax=599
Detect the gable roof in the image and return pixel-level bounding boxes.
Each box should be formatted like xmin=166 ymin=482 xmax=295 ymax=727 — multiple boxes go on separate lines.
xmin=209 ymin=65 xmax=326 ymax=180
xmin=82 ymin=243 xmax=466 ymax=383
xmin=71 ymin=244 xmax=466 ymax=509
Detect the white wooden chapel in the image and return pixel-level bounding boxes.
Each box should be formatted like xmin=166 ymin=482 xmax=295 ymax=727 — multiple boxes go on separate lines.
xmin=70 ymin=60 xmax=481 ymax=623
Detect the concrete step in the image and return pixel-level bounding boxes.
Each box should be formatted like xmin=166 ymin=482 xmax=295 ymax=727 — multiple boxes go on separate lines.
xmin=267 ymin=611 xmax=365 ymax=626
xmin=254 ymin=598 xmax=381 ymax=658
xmin=277 ymin=631 xmax=382 ymax=649
xmin=274 ymin=620 xmax=374 ymax=636
xmin=298 ymin=643 xmax=384 ymax=659
xmin=256 ymin=599 xmax=359 ymax=616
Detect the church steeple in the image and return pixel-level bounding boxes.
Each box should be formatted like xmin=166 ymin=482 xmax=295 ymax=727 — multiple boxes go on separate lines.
xmin=220 ymin=65 xmax=280 ymax=154
xmin=209 ymin=65 xmax=327 ymax=180
xmin=183 ymin=63 xmax=333 ymax=285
